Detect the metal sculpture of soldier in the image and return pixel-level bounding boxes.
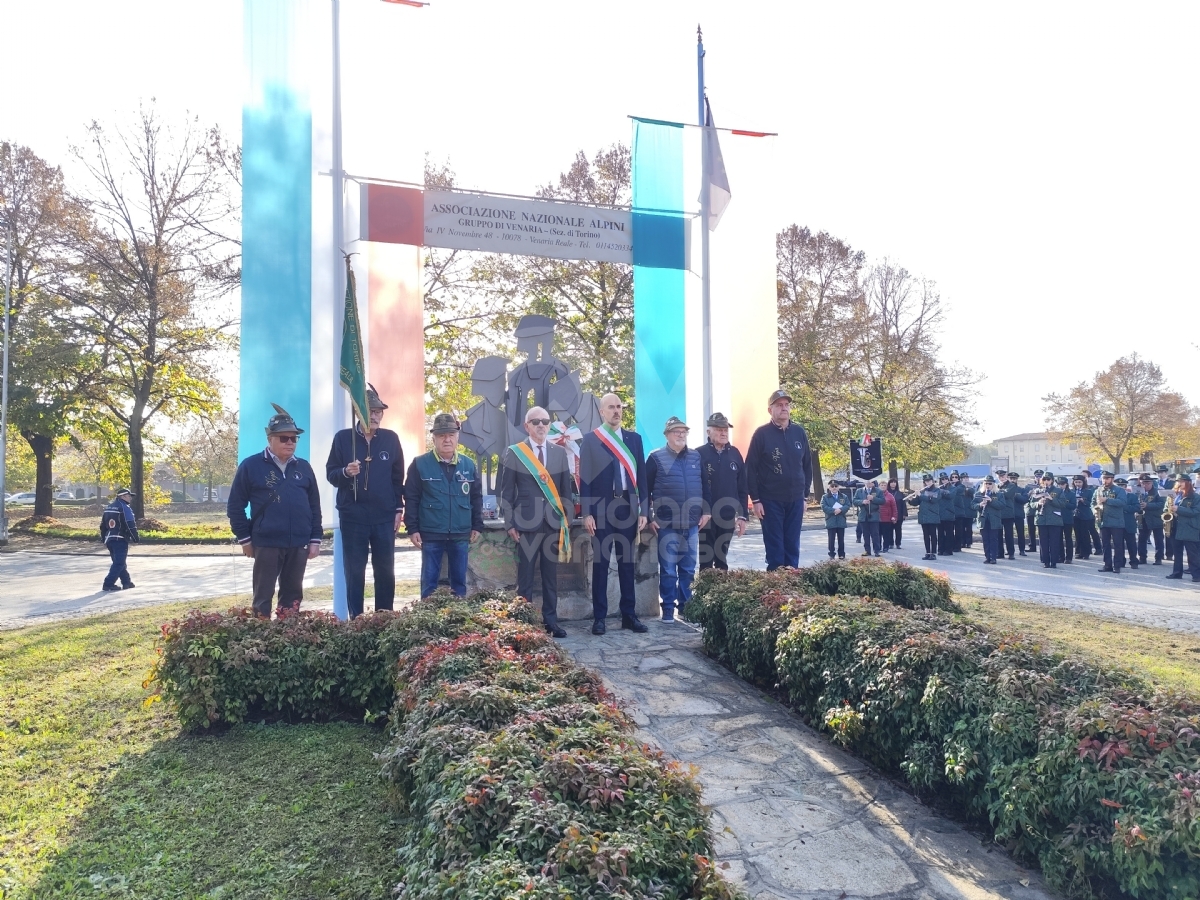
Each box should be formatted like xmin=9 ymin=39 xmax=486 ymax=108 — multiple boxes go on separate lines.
xmin=460 ymin=355 xmax=518 ymax=491
xmin=506 ymin=315 xmax=569 ymax=425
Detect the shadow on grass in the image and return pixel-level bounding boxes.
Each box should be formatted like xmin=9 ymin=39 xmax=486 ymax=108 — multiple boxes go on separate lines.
xmin=25 ymin=723 xmax=401 ymax=900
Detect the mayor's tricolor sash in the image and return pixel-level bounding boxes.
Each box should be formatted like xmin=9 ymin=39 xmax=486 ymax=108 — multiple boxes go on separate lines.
xmin=510 ymin=442 xmax=571 ymax=563
xmin=594 ymin=424 xmax=637 ymax=490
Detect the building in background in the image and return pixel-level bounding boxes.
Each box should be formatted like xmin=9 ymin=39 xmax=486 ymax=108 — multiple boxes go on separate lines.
xmin=992 ymin=432 xmax=1090 ymax=476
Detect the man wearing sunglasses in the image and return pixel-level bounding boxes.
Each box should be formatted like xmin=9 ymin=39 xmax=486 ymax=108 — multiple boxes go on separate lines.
xmin=227 ymin=404 xmax=324 ymax=618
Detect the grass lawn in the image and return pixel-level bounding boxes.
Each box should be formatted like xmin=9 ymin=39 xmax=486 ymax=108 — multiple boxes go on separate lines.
xmin=0 ymin=596 xmax=403 ymax=900
xmin=959 ymin=593 xmax=1200 ymax=694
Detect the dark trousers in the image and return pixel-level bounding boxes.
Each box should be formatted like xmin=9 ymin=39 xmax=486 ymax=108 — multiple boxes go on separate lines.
xmin=921 ymin=523 xmax=938 ymax=555
xmin=251 ymin=545 xmax=309 ymax=617
xmin=1101 ymin=526 xmax=1126 ymax=570
xmin=981 ymin=524 xmax=1001 ymax=562
xmin=1013 ymin=516 xmax=1026 ymax=553
xmin=516 ymin=527 xmax=559 ymax=627
xmin=1039 ymin=525 xmax=1062 ymax=566
xmin=761 ymin=499 xmax=803 ymax=570
xmin=341 ymin=519 xmax=396 ymax=618
xmin=881 ymin=522 xmax=894 ymax=550
xmin=1060 ymin=523 xmax=1074 ymax=562
xmin=1086 ymin=520 xmax=1102 ymax=554
xmin=699 ymin=521 xmax=735 ymax=570
xmin=1138 ymin=525 xmax=1164 ymax=563
xmin=592 ymin=496 xmax=639 ymax=621
xmin=1073 ymin=521 xmax=1092 ymax=558
xmin=957 ymin=517 xmax=973 ymax=548
xmin=827 ymin=526 xmax=845 ymax=558
xmin=1026 ymin=513 xmax=1038 ymax=550
xmin=861 ymin=520 xmax=881 ymax=555
xmin=1001 ymin=518 xmax=1017 ymax=558
xmin=1172 ymin=539 xmax=1199 ymax=578
xmin=103 ymin=540 xmax=133 ymax=589
xmin=938 ymin=521 xmax=955 ymax=554
xmin=893 ymin=520 xmax=904 ymax=547
xmin=420 ymin=538 xmax=469 ymax=597
xmin=1124 ymin=528 xmax=1140 ymax=566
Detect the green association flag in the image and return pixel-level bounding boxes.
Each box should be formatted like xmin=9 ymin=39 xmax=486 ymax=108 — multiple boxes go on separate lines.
xmin=339 ymin=255 xmax=370 ymax=429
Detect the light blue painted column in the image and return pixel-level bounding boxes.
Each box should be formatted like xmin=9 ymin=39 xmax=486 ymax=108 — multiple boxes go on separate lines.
xmin=241 ymin=0 xmax=313 ymax=462
xmin=631 ymin=120 xmax=687 ymax=438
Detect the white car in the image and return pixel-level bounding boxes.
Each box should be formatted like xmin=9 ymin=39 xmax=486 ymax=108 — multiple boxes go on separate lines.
xmin=7 ymin=492 xmax=37 ymax=504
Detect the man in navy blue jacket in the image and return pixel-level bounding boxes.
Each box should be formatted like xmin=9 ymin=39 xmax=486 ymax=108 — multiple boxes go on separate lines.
xmin=325 ymin=385 xmax=405 ymax=618
xmin=746 ymin=389 xmax=813 ymax=570
xmin=579 ymin=392 xmax=649 ymax=634
xmin=228 ymin=405 xmax=324 ymax=618
xmin=647 ymin=416 xmax=711 ymax=622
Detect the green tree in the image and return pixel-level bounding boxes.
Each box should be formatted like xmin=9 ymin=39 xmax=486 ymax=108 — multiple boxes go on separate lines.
xmin=61 ymin=107 xmax=238 ymax=516
xmin=1 ymin=141 xmax=99 ymax=516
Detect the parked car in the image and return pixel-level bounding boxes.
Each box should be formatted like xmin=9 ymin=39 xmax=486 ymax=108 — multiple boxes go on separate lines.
xmin=55 ymin=491 xmax=75 ymax=501
xmin=7 ymin=492 xmax=37 ymax=504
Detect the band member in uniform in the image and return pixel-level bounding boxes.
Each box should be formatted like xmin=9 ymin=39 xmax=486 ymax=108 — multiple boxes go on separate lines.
xmin=500 ymin=406 xmax=575 ymax=638
xmin=1072 ymin=474 xmax=1097 ymax=560
xmin=1165 ymin=474 xmax=1199 ymax=581
xmin=1116 ymin=478 xmax=1141 ymax=569
xmin=1032 ymin=471 xmax=1066 ymax=568
xmin=973 ymin=475 xmax=1010 ymax=564
xmin=1055 ymin=476 xmax=1075 ymax=563
xmin=908 ymin=473 xmax=941 ymax=560
xmin=937 ymin=472 xmax=956 ymax=555
xmin=697 ymin=412 xmax=748 ymax=571
xmin=580 ymin=393 xmax=649 ymax=634
xmin=998 ymin=471 xmax=1022 ymax=559
xmin=821 ymin=479 xmax=850 ymax=559
xmin=1093 ymin=471 xmax=1128 ymax=573
xmin=1136 ymin=472 xmax=1166 ymax=565
xmin=1025 ymin=469 xmax=1043 ymax=552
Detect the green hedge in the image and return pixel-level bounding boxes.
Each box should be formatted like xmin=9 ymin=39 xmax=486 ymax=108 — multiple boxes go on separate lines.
xmin=688 ymin=567 xmax=1200 ymax=900
xmin=148 ymin=594 xmax=745 ymax=899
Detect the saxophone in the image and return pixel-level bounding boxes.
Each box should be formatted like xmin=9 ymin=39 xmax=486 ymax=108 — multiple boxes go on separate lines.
xmin=1162 ymin=494 xmax=1176 ymax=532
xmin=1093 ymin=486 xmax=1116 ymax=517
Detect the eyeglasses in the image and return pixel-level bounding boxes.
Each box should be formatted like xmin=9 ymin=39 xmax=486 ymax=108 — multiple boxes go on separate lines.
xmin=527 ymin=418 xmax=550 ymax=426
xmin=275 ymin=435 xmax=298 ymax=444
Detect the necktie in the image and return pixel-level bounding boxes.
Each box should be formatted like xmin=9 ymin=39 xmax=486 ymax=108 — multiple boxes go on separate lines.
xmin=537 ymin=444 xmax=544 ymax=466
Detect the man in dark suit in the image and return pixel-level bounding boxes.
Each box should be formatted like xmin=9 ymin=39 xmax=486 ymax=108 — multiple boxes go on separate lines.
xmin=579 ymin=392 xmax=649 ymax=635
xmin=499 ymin=406 xmax=576 ymax=638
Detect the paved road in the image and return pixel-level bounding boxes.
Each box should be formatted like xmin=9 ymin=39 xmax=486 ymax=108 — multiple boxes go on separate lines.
xmin=0 ymin=548 xmax=424 ymax=630
xmin=3 ymin=517 xmax=1198 ymax=632
xmin=727 ymin=519 xmax=1200 ymax=634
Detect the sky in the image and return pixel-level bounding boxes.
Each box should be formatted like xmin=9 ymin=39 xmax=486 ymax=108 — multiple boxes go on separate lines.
xmin=6 ymin=0 xmax=1199 ymax=444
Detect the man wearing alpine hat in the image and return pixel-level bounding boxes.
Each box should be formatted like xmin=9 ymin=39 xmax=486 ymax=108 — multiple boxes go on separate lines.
xmin=100 ymin=487 xmax=139 ymax=592
xmin=646 ymin=415 xmax=710 ymax=622
xmin=227 ymin=404 xmax=324 ymax=618
xmin=746 ymin=389 xmax=813 ymax=570
xmin=325 ymin=384 xmax=406 ymax=619
xmin=697 ymin=411 xmax=748 ymax=571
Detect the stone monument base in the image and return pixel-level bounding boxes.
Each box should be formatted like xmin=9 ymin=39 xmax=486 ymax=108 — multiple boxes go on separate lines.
xmin=439 ymin=519 xmax=660 ymax=622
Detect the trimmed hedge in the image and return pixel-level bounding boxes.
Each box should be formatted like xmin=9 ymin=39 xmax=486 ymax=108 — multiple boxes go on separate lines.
xmin=688 ymin=567 xmax=1200 ymax=900
xmin=148 ymin=594 xmax=745 ymax=899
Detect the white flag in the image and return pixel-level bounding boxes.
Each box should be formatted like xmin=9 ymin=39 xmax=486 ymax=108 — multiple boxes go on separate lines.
xmin=702 ymin=97 xmax=731 ymax=231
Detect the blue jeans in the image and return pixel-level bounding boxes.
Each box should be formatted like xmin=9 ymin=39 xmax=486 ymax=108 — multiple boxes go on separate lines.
xmin=657 ymin=526 xmax=698 ymax=617
xmin=341 ymin=518 xmax=396 ymax=617
xmin=103 ymin=540 xmax=132 ymax=588
xmin=420 ymin=537 xmax=469 ymax=598
xmin=761 ymin=499 xmax=802 ymax=570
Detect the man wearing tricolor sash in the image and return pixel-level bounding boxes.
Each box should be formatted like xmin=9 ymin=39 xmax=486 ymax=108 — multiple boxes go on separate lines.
xmin=499 ymin=407 xmax=576 ymax=638
xmin=579 ymin=393 xmax=650 ymax=635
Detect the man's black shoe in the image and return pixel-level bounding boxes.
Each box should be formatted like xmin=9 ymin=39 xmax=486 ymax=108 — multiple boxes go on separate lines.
xmin=1043 ymin=563 xmax=1051 ymax=568
xmin=1130 ymin=561 xmax=1139 ymax=569
xmin=621 ymin=617 xmax=648 ymax=633
xmin=547 ymin=625 xmax=568 ymax=638
xmin=1099 ymin=566 xmax=1113 ymax=572
xmin=1153 ymin=560 xmax=1163 ymax=566
xmin=101 ymin=585 xmax=122 ymax=592
xmin=591 ymin=620 xmax=606 ymax=635
xmin=1166 ymin=573 xmax=1183 ymax=580
xmin=123 ymin=582 xmax=135 ymax=589
xmin=1018 ymin=551 xmax=1027 ymax=557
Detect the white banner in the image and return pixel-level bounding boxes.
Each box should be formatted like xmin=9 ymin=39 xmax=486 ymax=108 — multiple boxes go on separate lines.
xmin=423 ymin=190 xmax=633 ymax=264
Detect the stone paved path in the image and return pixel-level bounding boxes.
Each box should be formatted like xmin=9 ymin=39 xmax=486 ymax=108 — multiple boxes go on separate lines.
xmin=560 ymin=620 xmax=1056 ymax=900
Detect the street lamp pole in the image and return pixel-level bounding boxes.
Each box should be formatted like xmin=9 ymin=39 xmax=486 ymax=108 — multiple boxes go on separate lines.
xmin=0 ymin=210 xmax=11 ymax=545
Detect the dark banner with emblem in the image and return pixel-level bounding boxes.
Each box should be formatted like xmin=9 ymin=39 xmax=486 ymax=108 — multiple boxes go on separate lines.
xmin=850 ymin=439 xmax=883 ymax=480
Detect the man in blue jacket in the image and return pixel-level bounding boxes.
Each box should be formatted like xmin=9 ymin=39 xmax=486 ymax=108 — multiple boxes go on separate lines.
xmin=647 ymin=416 xmax=711 ymax=622
xmin=100 ymin=488 xmax=140 ymax=591
xmin=697 ymin=412 xmax=748 ymax=571
xmin=227 ymin=405 xmax=325 ymax=618
xmin=746 ymin=389 xmax=813 ymax=570
xmin=1093 ymin=471 xmax=1128 ymax=573
xmin=579 ymin=393 xmax=650 ymax=634
xmin=403 ymin=413 xmax=483 ymax=599
xmin=325 ymin=385 xmax=405 ymax=618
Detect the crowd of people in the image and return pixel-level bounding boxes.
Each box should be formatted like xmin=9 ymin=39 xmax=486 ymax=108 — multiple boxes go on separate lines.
xmin=820 ymin=468 xmax=1199 ymax=580
xmin=99 ymin=385 xmax=1196 ymax=634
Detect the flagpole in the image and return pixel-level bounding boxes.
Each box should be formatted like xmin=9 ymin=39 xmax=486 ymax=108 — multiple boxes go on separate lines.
xmin=697 ymin=26 xmax=713 ymax=421
xmin=332 ymin=0 xmax=349 ymax=620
